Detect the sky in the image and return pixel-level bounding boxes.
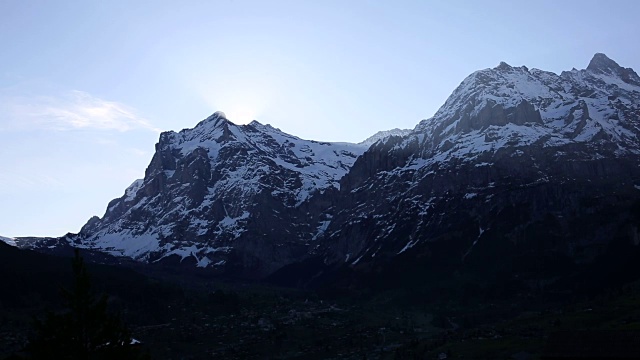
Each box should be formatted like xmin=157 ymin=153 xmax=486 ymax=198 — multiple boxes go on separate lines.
xmin=1 ymin=0 xmax=639 ymax=238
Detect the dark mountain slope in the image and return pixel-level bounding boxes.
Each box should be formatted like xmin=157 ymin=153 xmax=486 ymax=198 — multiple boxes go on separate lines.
xmin=299 ymin=54 xmax=640 ymax=294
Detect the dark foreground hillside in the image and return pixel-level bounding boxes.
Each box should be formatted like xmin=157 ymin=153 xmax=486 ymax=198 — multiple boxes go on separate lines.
xmin=4 ymin=240 xmax=640 ymax=359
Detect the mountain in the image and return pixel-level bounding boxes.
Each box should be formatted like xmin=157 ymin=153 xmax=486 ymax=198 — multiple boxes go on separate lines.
xmin=22 ymin=112 xmax=365 ymax=277
xmin=19 ymin=54 xmax=640 ymax=288
xmin=307 ymin=53 xmax=640 ymax=290
xmin=358 ymin=128 xmax=412 ymax=147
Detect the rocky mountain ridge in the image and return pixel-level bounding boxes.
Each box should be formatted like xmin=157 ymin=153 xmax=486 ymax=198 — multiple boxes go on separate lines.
xmin=23 ymin=112 xmax=369 ymax=276
xmin=19 ymin=53 xmax=640 ymax=283
xmin=307 ymin=53 xmax=640 ymax=287
xmin=358 ymin=128 xmax=412 ymax=147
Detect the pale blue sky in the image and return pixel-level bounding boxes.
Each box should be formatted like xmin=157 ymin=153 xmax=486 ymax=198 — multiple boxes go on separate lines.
xmin=1 ymin=0 xmax=639 ymax=237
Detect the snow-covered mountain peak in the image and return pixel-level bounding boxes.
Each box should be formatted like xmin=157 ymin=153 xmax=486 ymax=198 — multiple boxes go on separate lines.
xmin=209 ymin=110 xmax=227 ymax=120
xmin=248 ymin=119 xmax=270 ymax=129
xmin=326 ymin=55 xmax=640 ymax=271
xmin=192 ymin=111 xmax=230 ymax=130
xmin=405 ymin=53 xmax=640 ymax=167
xmin=587 ymin=53 xmax=640 ymax=86
xmin=359 ymin=128 xmax=412 ymax=147
xmin=495 ymin=61 xmax=513 ymax=71
xmin=587 ymin=53 xmax=619 ymax=73
xmin=63 ymin=111 xmax=366 ymax=273
xmin=0 ymin=236 xmax=17 ymax=247
xmin=246 ymin=120 xmax=285 ymax=135
xmin=587 ymin=53 xmax=619 ymax=74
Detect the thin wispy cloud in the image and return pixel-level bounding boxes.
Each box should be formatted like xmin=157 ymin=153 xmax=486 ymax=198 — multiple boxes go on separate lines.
xmin=0 ymin=90 xmax=161 ymax=133
xmin=0 ymin=173 xmax=64 ymax=193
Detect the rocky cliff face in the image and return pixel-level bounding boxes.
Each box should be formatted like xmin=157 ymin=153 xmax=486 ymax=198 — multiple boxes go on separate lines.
xmin=57 ymin=112 xmax=365 ymax=277
xmin=20 ymin=54 xmax=640 ymax=284
xmin=313 ymin=53 xmax=640 ymax=285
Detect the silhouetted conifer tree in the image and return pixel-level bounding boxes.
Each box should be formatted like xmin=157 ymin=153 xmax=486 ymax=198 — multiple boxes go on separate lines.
xmin=26 ymin=249 xmax=145 ymax=359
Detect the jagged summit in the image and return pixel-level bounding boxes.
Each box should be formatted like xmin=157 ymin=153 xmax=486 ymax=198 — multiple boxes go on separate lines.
xmin=587 ymin=53 xmax=621 ymax=73
xmin=210 ymin=110 xmax=227 ymax=119
xmin=408 ymin=52 xmax=640 ymax=165
xmin=359 ymin=128 xmax=412 ymax=147
xmin=247 ymin=120 xmax=282 ymax=134
xmin=495 ymin=61 xmax=512 ymax=71
xmin=194 ymin=111 xmax=228 ymax=128
xmin=493 ymin=61 xmax=531 ymax=74
xmin=195 ymin=111 xmax=230 ymax=127
xmin=587 ymin=52 xmax=640 ymax=85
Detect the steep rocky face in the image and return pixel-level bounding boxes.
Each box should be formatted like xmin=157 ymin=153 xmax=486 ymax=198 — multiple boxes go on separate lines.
xmin=587 ymin=53 xmax=640 ymax=86
xmin=62 ymin=112 xmax=365 ymax=277
xmin=0 ymin=236 xmax=17 ymax=247
xmin=316 ymin=54 xmax=640 ymax=284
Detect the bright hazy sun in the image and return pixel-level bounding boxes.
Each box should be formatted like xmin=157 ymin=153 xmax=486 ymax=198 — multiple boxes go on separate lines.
xmin=224 ymin=107 xmax=257 ymax=125
xmin=198 ymin=85 xmax=271 ymax=126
